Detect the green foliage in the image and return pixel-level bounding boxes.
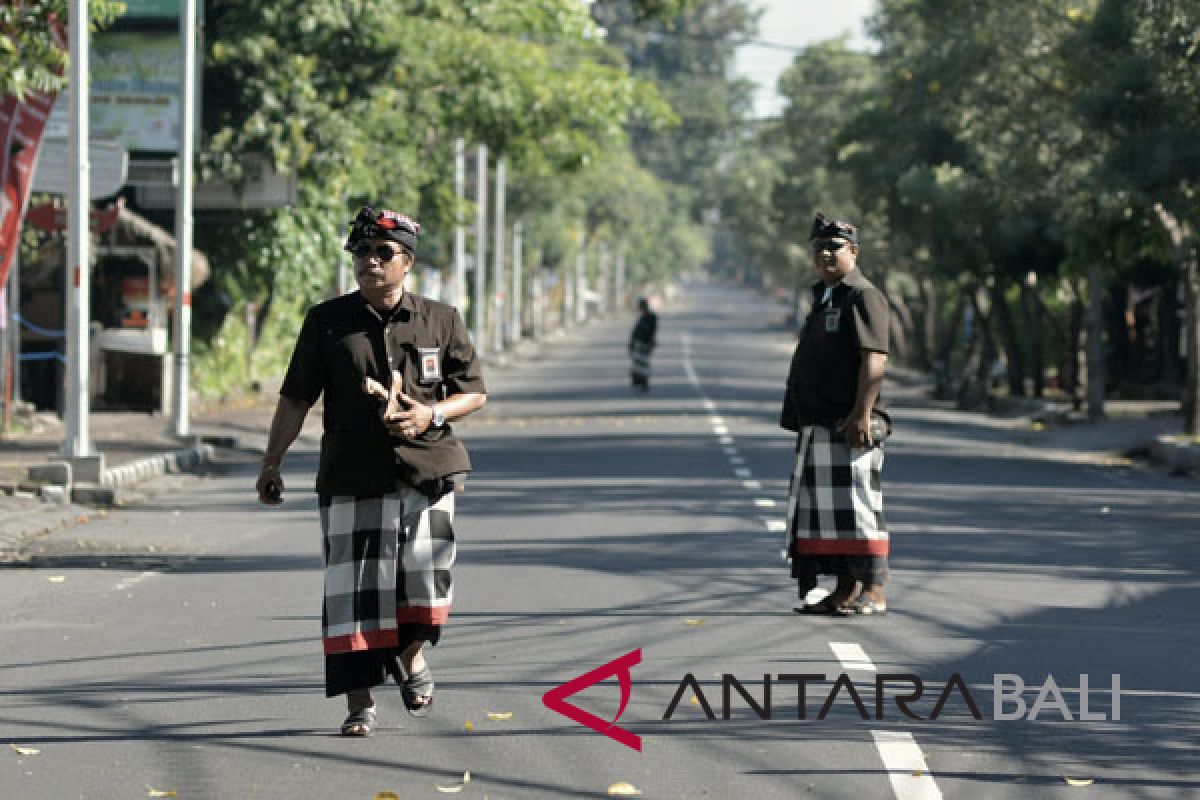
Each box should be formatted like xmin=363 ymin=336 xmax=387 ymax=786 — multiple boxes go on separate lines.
xmin=0 ymin=0 xmax=125 ymax=100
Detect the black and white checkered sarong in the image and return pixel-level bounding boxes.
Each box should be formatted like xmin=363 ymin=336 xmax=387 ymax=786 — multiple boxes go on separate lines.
xmin=319 ymin=486 xmax=455 ymax=655
xmin=784 ymin=425 xmax=888 ymax=557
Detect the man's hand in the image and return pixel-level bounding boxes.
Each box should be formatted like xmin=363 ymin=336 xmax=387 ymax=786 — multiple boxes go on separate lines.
xmin=257 ymin=463 xmax=285 ymax=505
xmin=837 ymin=412 xmax=874 ymax=448
xmin=385 ymin=391 xmax=434 ymax=439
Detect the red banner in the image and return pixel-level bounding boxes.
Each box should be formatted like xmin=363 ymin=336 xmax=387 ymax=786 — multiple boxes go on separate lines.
xmin=0 ymin=14 xmax=66 ymax=289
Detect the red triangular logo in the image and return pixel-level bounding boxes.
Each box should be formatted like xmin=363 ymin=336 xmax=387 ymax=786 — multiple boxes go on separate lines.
xmin=542 ymin=648 xmax=642 ymax=752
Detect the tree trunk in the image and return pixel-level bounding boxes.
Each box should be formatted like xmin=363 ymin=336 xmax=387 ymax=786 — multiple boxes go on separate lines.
xmin=919 ymin=275 xmax=938 ymax=371
xmin=1023 ymin=282 xmax=1044 ymax=397
xmin=990 ymin=277 xmax=1026 ymax=397
xmin=1152 ymin=204 xmax=1200 ymax=434
xmin=887 ymin=293 xmax=914 ymax=364
xmin=1086 ymin=264 xmax=1107 ymax=420
xmin=1063 ymin=279 xmax=1085 ymax=412
xmin=934 ymin=289 xmax=967 ymax=401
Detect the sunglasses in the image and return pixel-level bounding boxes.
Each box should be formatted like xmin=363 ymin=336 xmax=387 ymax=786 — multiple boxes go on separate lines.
xmin=352 ymin=242 xmax=404 ymax=262
xmin=812 ymin=239 xmax=850 ymax=252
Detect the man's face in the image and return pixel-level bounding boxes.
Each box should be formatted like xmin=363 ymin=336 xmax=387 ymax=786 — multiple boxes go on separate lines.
xmin=352 ymin=236 xmax=412 ymax=292
xmin=811 ymin=236 xmax=857 ymax=285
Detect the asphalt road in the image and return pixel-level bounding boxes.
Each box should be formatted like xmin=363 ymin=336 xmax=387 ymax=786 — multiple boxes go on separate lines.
xmin=3 ymin=282 xmax=1199 ymax=800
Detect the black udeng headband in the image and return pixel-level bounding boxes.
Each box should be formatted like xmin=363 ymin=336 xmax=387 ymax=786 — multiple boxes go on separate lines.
xmin=345 ymin=206 xmax=421 ymax=254
xmin=810 ymin=211 xmax=858 ymax=244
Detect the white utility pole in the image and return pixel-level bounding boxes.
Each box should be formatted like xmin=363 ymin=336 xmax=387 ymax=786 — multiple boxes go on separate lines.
xmin=473 ymin=145 xmax=487 ymax=350
xmin=491 ymin=157 xmax=505 ymax=353
xmin=616 ymin=250 xmax=626 ymax=311
xmin=574 ymin=230 xmax=586 ymax=325
xmin=598 ymin=241 xmax=609 ymax=316
xmin=531 ymin=267 xmax=543 ymax=341
xmin=64 ymin=0 xmax=92 ymax=458
xmin=509 ymin=220 xmax=522 ymax=345
xmin=563 ymin=260 xmax=574 ymax=329
xmin=453 ymin=138 xmax=466 ymax=314
xmin=173 ymin=0 xmax=197 ymax=438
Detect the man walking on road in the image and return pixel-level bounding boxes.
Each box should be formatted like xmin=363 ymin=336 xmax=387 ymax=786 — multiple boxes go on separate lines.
xmin=781 ymin=212 xmax=891 ymax=617
xmin=256 ymin=206 xmax=486 ymax=735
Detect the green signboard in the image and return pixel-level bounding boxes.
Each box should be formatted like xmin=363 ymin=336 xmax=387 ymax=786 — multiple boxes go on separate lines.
xmin=119 ymin=0 xmax=180 ymax=19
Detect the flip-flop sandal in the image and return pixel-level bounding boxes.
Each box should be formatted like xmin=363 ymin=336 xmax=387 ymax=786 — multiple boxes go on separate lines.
xmin=401 ymin=664 xmax=435 ymax=717
xmin=849 ymin=598 xmax=888 ymax=616
xmin=794 ymin=596 xmax=852 ymax=616
xmin=340 ymin=705 xmax=376 ymax=737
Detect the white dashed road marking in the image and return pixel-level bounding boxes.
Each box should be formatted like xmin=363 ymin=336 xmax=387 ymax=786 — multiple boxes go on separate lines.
xmin=870 ymin=731 xmax=943 ymax=800
xmin=829 ymin=641 xmax=877 ymax=672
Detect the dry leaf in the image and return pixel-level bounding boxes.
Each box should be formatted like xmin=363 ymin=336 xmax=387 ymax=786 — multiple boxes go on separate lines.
xmin=463 ymin=720 xmax=475 ymax=731
xmin=690 ymin=694 xmax=700 ymax=706
xmin=10 ymin=744 xmax=40 ymax=756
xmin=486 ymin=712 xmax=513 ymax=721
xmin=684 ymin=618 xmax=705 ymax=626
xmin=607 ymin=782 xmax=643 ymax=796
xmin=435 ymin=785 xmax=465 ymax=794
xmin=47 ymin=576 xmax=66 ymax=583
xmin=912 ymin=770 xmax=925 ymax=777
xmin=374 ymin=793 xmax=400 ymax=800
xmin=1031 ymin=422 xmax=1046 ymax=431
xmin=146 ymin=789 xmax=177 ymax=798
xmin=1064 ymin=777 xmax=1095 ymax=787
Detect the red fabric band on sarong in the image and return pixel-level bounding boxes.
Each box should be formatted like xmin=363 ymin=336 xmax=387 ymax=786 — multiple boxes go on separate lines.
xmin=794 ymin=538 xmax=890 ymax=556
xmin=322 ymin=606 xmax=451 ymax=654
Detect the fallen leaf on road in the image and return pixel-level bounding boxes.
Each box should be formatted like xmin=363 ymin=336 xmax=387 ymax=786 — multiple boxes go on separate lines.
xmin=463 ymin=720 xmax=475 ymax=731
xmin=486 ymin=711 xmax=513 ymax=721
xmin=1064 ymin=777 xmax=1095 ymax=787
xmin=1031 ymin=422 xmax=1046 ymax=431
xmin=373 ymin=793 xmax=400 ymax=800
xmin=146 ymin=788 xmax=177 ymax=798
xmin=684 ymin=618 xmax=705 ymax=626
xmin=436 ymin=784 xmax=465 ymax=794
xmin=10 ymin=744 xmax=40 ymax=756
xmin=912 ymin=770 xmax=925 ymax=777
xmin=47 ymin=576 xmax=66 ymax=583
xmin=607 ymin=782 xmax=642 ymax=796
xmin=690 ymin=694 xmax=700 ymax=706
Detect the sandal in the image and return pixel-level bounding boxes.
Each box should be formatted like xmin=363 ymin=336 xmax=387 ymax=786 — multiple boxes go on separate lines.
xmin=401 ymin=664 xmax=435 ymax=717
xmin=340 ymin=705 xmax=377 ymax=737
xmin=847 ymin=598 xmax=888 ymax=616
xmin=794 ymin=595 xmax=854 ymax=616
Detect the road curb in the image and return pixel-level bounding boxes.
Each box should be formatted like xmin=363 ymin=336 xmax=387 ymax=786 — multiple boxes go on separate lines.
xmin=100 ymin=443 xmax=215 ymax=488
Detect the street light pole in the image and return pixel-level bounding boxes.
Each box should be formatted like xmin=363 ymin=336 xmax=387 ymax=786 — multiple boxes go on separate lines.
xmin=510 ymin=220 xmax=522 ymax=345
xmin=473 ymin=145 xmax=487 ymax=351
xmin=453 ymin=138 xmax=466 ymax=314
xmin=491 ymin=157 xmax=505 ymax=353
xmin=64 ymin=0 xmax=92 ymax=458
xmin=173 ymin=0 xmax=197 ymax=438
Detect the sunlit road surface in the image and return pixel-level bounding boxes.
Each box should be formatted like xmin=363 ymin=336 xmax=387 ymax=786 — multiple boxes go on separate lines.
xmin=3 ymin=282 xmax=1198 ymax=799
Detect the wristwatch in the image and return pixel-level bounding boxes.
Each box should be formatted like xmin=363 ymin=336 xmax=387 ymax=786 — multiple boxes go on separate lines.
xmin=430 ymin=405 xmax=446 ymax=428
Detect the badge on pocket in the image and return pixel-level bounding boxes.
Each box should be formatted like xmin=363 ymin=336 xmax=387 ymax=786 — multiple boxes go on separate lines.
xmin=418 ymin=347 xmax=442 ymax=384
xmin=823 ymin=308 xmax=841 ymax=333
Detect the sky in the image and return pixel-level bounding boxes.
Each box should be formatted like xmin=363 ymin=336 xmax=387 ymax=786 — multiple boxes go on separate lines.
xmin=734 ymin=0 xmax=878 ymax=118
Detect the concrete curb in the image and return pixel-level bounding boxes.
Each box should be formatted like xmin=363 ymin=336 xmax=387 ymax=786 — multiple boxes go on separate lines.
xmin=100 ymin=443 xmax=215 ymax=488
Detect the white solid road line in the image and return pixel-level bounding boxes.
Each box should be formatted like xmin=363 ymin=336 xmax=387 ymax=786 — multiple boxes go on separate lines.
xmin=870 ymin=731 xmax=944 ymax=800
xmin=829 ymin=641 xmax=877 ymax=671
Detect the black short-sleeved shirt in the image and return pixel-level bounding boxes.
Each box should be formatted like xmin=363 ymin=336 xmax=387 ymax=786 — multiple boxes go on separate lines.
xmin=780 ymin=268 xmax=889 ymax=432
xmin=280 ymin=290 xmax=486 ymax=496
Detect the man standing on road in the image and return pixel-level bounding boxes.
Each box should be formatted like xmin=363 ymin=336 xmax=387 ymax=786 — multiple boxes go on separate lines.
xmin=256 ymin=206 xmax=487 ymax=736
xmin=628 ymin=296 xmax=658 ymax=392
xmin=781 ymin=212 xmax=890 ymax=617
